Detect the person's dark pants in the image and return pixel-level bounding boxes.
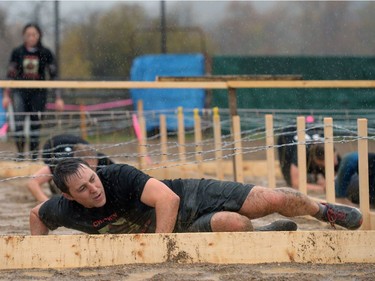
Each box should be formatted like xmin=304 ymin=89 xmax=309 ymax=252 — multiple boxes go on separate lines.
xmin=12 ymin=89 xmax=47 ymax=159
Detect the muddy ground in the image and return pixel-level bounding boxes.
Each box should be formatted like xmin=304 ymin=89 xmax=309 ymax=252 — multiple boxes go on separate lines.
xmin=0 ymin=139 xmax=374 ymax=280
xmin=1 ymin=262 xmax=375 ymax=281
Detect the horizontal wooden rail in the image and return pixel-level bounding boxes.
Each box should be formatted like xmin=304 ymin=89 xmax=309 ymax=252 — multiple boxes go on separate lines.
xmin=1 ymin=231 xmax=375 ymax=269
xmin=0 ymin=81 xmax=227 ymax=89
xmin=227 ymin=80 xmax=375 ymax=88
xmin=1 ymin=80 xmax=375 ymax=89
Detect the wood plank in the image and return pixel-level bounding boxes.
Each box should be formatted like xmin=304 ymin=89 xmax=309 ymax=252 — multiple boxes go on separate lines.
xmin=324 ymin=117 xmax=335 ymax=203
xmin=159 ymin=115 xmax=169 ymax=179
xmin=0 ymin=161 xmax=44 ymax=178
xmin=213 ymin=107 xmax=224 ymax=180
xmin=358 ymin=119 xmax=371 ymax=230
xmin=156 ymin=75 xmax=303 ymax=81
xmin=297 ymin=116 xmax=307 ymax=194
xmin=232 ymin=115 xmax=244 ymax=183
xmin=0 ymin=160 xmax=283 ymax=180
xmin=1 ymin=231 xmax=375 ymax=269
xmin=265 ymin=114 xmax=276 ymax=188
xmin=177 ymin=107 xmax=186 ymax=178
xmin=193 ymin=109 xmax=203 ymax=179
xmin=2 ymin=80 xmax=375 ymax=90
xmin=227 ymin=80 xmax=375 ymax=88
xmin=0 ymin=80 xmax=228 ymax=89
xmin=370 ymin=211 xmax=375 ymax=229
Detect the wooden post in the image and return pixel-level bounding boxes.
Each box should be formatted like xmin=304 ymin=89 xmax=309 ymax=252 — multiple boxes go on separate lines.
xmin=194 ymin=109 xmax=203 ymax=178
xmin=137 ymin=100 xmax=147 ymax=169
xmin=213 ymin=107 xmax=224 ymax=180
xmin=297 ymin=116 xmax=307 ymax=194
xmin=79 ymin=102 xmax=87 ymax=140
xmin=177 ymin=107 xmax=186 ymax=178
xmin=324 ymin=117 xmax=335 ymax=203
xmin=228 ymin=87 xmax=238 ymax=116
xmin=265 ymin=114 xmax=276 ymax=188
xmin=228 ymin=88 xmax=240 ymax=182
xmin=159 ymin=114 xmax=169 ymax=179
xmin=358 ymin=118 xmax=370 ymax=230
xmin=232 ymin=115 xmax=244 ymax=183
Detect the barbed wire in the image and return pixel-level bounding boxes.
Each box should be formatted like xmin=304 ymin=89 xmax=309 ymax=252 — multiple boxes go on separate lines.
xmin=1 ymin=108 xmax=374 ymax=181
xmin=0 ymin=132 xmax=374 ymax=183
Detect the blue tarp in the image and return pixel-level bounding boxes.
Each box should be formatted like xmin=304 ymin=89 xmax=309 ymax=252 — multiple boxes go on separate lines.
xmin=130 ymin=54 xmax=205 ymax=131
xmin=0 ymin=89 xmax=6 ymax=127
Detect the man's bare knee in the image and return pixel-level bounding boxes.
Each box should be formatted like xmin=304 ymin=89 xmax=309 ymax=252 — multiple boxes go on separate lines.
xmin=239 ymin=186 xmax=287 ymax=218
xmin=211 ymin=212 xmax=253 ymax=232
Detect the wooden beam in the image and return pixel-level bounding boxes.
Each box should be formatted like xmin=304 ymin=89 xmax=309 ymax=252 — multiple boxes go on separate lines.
xmin=0 ymin=160 xmax=282 ymax=180
xmin=1 ymin=231 xmax=375 ymax=269
xmin=156 ymin=74 xmax=303 ymax=81
xmin=227 ymin=87 xmax=238 ymax=116
xmin=297 ymin=116 xmax=307 ymax=194
xmin=227 ymin=80 xmax=375 ymax=88
xmin=213 ymin=107 xmax=224 ymax=180
xmin=159 ymin=114 xmax=169 ymax=180
xmin=265 ymin=114 xmax=276 ymax=188
xmin=371 ymin=211 xmax=375 ymax=229
xmin=358 ymin=119 xmax=371 ymax=230
xmin=2 ymin=80 xmax=375 ymax=90
xmin=324 ymin=117 xmax=335 ymax=203
xmin=232 ymin=115 xmax=244 ymax=183
xmin=177 ymin=107 xmax=186 ymax=178
xmin=193 ymin=109 xmax=203 ymax=179
xmin=0 ymin=80 xmax=228 ymax=89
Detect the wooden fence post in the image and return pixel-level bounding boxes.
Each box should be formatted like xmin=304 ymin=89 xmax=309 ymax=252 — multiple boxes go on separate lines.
xmin=232 ymin=115 xmax=244 ymax=183
xmin=324 ymin=117 xmax=335 ymax=203
xmin=213 ymin=107 xmax=224 ymax=180
xmin=297 ymin=116 xmax=307 ymax=194
xmin=137 ymin=100 xmax=147 ymax=169
xmin=265 ymin=114 xmax=276 ymax=188
xmin=160 ymin=114 xmax=169 ymax=179
xmin=358 ymin=118 xmax=371 ymax=230
xmin=194 ymin=109 xmax=203 ymax=178
xmin=79 ymin=102 xmax=87 ymax=140
xmin=177 ymin=107 xmax=186 ymax=178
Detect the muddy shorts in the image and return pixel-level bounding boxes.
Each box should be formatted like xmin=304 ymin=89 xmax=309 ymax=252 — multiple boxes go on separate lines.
xmin=174 ymin=179 xmax=254 ymax=232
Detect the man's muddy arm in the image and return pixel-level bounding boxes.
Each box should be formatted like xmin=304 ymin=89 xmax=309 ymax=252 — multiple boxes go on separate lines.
xmin=29 ymin=203 xmax=49 ymax=235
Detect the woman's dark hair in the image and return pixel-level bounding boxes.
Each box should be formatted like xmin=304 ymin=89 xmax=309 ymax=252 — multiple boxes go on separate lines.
xmin=307 ymin=143 xmax=326 ymax=177
xmin=53 ymin=158 xmax=90 ymax=194
xmin=309 ymin=143 xmax=325 ymax=162
xmin=22 ymin=22 xmax=43 ymax=47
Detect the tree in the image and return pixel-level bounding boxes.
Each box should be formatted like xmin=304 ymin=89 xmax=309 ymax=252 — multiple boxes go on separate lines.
xmin=60 ymin=25 xmax=93 ymax=79
xmin=59 ymin=2 xmax=213 ymax=80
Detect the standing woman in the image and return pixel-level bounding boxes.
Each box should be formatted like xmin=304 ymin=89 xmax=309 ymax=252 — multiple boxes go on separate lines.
xmin=2 ymin=23 xmax=64 ymax=160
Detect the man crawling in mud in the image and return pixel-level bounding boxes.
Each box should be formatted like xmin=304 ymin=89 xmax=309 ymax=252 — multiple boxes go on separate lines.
xmin=30 ymin=158 xmax=363 ymax=235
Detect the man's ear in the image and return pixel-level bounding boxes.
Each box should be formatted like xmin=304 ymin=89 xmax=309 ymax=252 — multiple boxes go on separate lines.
xmin=62 ymin=192 xmax=74 ymax=201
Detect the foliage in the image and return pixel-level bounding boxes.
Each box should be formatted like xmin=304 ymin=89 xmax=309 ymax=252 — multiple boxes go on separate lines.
xmin=59 ymin=3 xmax=212 ymax=80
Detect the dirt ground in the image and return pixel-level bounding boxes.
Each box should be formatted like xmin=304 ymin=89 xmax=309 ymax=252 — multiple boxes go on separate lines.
xmin=1 ymin=262 xmax=375 ymax=281
xmin=0 ymin=139 xmax=374 ymax=280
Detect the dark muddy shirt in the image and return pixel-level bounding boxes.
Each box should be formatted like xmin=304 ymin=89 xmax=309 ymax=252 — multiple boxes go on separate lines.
xmin=39 ymin=164 xmax=157 ymax=234
xmin=7 ymin=44 xmax=57 ymax=81
xmin=38 ymin=165 xmax=251 ymax=234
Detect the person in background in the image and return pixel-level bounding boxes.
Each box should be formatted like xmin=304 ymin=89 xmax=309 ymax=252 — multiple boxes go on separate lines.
xmin=335 ymin=152 xmax=375 ymax=205
xmin=2 ymin=23 xmax=64 ymax=160
xmin=277 ymin=123 xmax=341 ymax=192
xmin=27 ymin=134 xmax=114 ymax=203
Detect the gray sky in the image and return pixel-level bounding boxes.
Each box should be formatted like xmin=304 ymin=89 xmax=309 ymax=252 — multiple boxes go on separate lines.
xmin=0 ymin=1 xmax=160 ymax=23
